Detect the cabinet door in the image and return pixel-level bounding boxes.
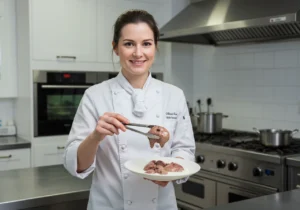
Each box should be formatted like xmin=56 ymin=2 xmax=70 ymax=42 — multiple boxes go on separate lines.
xmin=97 ymin=3 xmax=125 ymax=64
xmin=0 ymin=149 xmax=31 ymax=171
xmin=33 ymin=143 xmax=66 ymax=167
xmin=31 ymin=0 xmax=97 ymax=62
xmin=0 ymin=0 xmax=17 ymax=98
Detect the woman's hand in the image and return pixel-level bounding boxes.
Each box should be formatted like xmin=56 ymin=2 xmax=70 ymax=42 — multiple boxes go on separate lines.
xmin=92 ymin=112 xmax=130 ymax=141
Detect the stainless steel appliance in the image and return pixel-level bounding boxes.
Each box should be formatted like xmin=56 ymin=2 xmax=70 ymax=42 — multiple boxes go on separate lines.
xmin=176 ymin=130 xmax=300 ymax=209
xmin=33 ymin=70 xmax=98 ymax=137
xmin=33 ymin=70 xmax=163 ymax=137
xmin=159 ymin=0 xmax=300 ymax=46
xmin=286 ymin=156 xmax=300 ymax=190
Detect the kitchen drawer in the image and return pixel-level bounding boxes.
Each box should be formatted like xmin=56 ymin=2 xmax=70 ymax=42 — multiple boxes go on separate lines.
xmin=0 ymin=148 xmax=31 ymax=171
xmin=33 ymin=143 xmax=66 ymax=167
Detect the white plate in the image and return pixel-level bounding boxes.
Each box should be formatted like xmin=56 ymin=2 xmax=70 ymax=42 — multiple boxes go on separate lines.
xmin=124 ymin=157 xmax=201 ymax=181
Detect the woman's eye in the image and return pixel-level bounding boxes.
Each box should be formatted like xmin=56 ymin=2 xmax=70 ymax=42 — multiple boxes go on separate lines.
xmin=143 ymin=42 xmax=152 ymax=46
xmin=124 ymin=42 xmax=133 ymax=47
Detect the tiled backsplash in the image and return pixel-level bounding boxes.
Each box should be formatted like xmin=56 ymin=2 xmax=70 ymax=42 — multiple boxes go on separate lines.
xmin=193 ymin=39 xmax=300 ymax=137
xmin=0 ymin=99 xmax=15 ymax=126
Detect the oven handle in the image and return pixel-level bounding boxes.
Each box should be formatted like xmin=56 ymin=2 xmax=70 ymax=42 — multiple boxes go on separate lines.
xmin=41 ymin=85 xmax=91 ymax=89
xmin=188 ymin=176 xmax=205 ymax=184
xmin=229 ymin=186 xmax=259 ymax=198
xmin=177 ymin=200 xmax=203 ymax=210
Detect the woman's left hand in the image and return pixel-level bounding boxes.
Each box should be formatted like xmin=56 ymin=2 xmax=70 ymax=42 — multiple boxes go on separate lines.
xmin=145 ymin=156 xmax=183 ymax=187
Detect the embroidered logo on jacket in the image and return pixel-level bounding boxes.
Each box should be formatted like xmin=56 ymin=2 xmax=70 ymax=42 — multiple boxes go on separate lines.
xmin=165 ymin=112 xmax=178 ymax=120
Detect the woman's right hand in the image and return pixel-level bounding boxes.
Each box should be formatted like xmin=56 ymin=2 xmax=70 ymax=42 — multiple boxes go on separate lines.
xmin=92 ymin=112 xmax=130 ymax=141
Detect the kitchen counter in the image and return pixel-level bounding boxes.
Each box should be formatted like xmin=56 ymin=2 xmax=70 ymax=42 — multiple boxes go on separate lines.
xmin=206 ymin=189 xmax=300 ymax=210
xmin=0 ymin=136 xmax=31 ymax=150
xmin=0 ymin=165 xmax=92 ymax=210
xmin=286 ymin=155 xmax=300 ymax=167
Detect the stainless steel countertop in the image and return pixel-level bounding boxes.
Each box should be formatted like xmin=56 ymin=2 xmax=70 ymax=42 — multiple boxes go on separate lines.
xmin=0 ymin=136 xmax=31 ymax=150
xmin=206 ymin=189 xmax=300 ymax=210
xmin=286 ymin=155 xmax=300 ymax=168
xmin=0 ymin=165 xmax=92 ymax=210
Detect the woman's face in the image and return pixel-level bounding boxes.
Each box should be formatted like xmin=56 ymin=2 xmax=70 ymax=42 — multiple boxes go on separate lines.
xmin=114 ymin=22 xmax=156 ymax=77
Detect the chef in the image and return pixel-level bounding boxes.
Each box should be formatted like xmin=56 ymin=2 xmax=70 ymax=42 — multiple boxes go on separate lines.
xmin=63 ymin=9 xmax=195 ymax=210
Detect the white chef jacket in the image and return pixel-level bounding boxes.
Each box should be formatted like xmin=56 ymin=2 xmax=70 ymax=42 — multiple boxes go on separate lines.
xmin=63 ymin=72 xmax=196 ymax=210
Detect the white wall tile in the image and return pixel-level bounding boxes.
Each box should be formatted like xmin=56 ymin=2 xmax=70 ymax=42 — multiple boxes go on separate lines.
xmin=254 ymin=52 xmax=274 ymax=69
xmin=193 ymin=39 xmax=300 ymax=132
xmin=274 ymin=50 xmax=298 ymax=68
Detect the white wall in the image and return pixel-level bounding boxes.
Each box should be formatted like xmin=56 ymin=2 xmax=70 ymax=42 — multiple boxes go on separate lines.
xmin=193 ymin=39 xmax=300 ymax=137
xmin=0 ymin=99 xmax=15 ymax=126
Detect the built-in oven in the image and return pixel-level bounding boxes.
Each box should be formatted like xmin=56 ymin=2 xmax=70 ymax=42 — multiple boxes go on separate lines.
xmin=175 ymin=175 xmax=216 ymax=210
xmin=33 ymin=70 xmax=98 ymax=137
xmin=175 ymin=171 xmax=278 ymax=209
xmin=216 ymin=182 xmax=276 ymax=205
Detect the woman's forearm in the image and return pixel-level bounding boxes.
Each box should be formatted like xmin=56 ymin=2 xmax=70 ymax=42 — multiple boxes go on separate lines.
xmin=77 ymin=131 xmax=103 ymax=172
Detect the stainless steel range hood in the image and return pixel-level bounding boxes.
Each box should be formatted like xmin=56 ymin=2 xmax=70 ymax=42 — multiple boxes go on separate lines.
xmin=159 ymin=0 xmax=300 ymax=45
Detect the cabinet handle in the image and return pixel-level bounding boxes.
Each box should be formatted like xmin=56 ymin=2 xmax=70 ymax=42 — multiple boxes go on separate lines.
xmin=297 ymin=173 xmax=300 ymax=177
xmin=297 ymin=185 xmax=300 ymax=189
xmin=57 ymin=146 xmax=65 ymax=150
xmin=56 ymin=56 xmax=76 ymax=60
xmin=0 ymin=154 xmax=12 ymax=159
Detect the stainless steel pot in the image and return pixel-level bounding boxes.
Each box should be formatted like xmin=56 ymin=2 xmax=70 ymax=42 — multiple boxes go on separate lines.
xmin=197 ymin=112 xmax=229 ymax=134
xmin=253 ymin=127 xmax=299 ymax=147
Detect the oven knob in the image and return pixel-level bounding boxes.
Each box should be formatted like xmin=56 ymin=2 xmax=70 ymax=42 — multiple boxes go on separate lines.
xmin=228 ymin=162 xmax=238 ymax=171
xmin=253 ymin=167 xmax=263 ymax=177
xmin=196 ymin=155 xmax=205 ymax=163
xmin=216 ymin=160 xmax=226 ymax=168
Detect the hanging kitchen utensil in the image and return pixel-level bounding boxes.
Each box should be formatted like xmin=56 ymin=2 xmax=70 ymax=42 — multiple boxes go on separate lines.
xmin=253 ymin=127 xmax=299 ymax=147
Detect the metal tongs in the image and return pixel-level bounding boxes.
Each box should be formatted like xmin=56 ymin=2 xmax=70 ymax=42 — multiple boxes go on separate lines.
xmin=123 ymin=123 xmax=160 ymax=140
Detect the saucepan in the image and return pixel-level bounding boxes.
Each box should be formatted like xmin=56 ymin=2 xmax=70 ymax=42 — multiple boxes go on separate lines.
xmin=192 ymin=98 xmax=228 ymax=134
xmin=253 ymin=127 xmax=299 ymax=147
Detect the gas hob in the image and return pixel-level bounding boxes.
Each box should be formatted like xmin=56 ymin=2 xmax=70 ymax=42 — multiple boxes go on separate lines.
xmin=194 ymin=130 xmax=300 ymax=191
xmin=195 ymin=130 xmax=300 ymax=156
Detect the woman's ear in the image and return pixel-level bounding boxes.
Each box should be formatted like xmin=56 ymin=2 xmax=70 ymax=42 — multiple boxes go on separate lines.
xmin=112 ymin=41 xmax=119 ymax=56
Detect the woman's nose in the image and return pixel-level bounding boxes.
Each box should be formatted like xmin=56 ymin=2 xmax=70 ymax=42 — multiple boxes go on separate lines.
xmin=133 ymin=46 xmax=143 ymax=57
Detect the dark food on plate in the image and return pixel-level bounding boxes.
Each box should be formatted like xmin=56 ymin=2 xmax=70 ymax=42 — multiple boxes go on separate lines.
xmin=144 ymin=160 xmax=184 ymax=175
xmin=148 ymin=126 xmax=170 ymax=148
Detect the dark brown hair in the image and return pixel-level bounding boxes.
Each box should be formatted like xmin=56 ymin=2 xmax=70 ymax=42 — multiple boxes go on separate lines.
xmin=112 ymin=9 xmax=159 ymax=49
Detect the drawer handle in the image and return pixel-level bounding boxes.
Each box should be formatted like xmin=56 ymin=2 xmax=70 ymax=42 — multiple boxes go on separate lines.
xmin=56 ymin=56 xmax=76 ymax=60
xmin=57 ymin=146 xmax=65 ymax=150
xmin=0 ymin=154 xmax=12 ymax=159
xmin=297 ymin=185 xmax=300 ymax=189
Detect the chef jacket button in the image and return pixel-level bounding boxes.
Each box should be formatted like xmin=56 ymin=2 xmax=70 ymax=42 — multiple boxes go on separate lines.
xmin=156 ymin=114 xmax=160 ymax=118
xmin=152 ymin=198 xmax=156 ymax=203
xmin=121 ymin=145 xmax=126 ymax=150
xmin=127 ymin=200 xmax=132 ymax=205
xmin=155 ymin=144 xmax=160 ymax=148
xmin=124 ymin=174 xmax=128 ymax=179
xmin=114 ymin=91 xmax=117 ymax=95
xmin=156 ymin=90 xmax=159 ymax=94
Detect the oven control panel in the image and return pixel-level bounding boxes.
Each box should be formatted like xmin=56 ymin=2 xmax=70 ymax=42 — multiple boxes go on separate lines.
xmin=195 ymin=150 xmax=282 ymax=188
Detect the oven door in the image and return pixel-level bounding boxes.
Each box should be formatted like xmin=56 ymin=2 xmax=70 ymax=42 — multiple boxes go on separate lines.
xmin=217 ymin=182 xmax=276 ymax=205
xmin=34 ymin=83 xmax=91 ymax=137
xmin=174 ymin=175 xmax=216 ymax=209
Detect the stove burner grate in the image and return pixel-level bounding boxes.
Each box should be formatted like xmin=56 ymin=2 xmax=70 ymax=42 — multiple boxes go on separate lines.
xmin=195 ymin=130 xmax=300 ymax=156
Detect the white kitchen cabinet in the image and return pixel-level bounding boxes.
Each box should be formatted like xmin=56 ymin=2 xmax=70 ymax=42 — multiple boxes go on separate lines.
xmin=31 ymin=0 xmax=97 ymax=62
xmin=0 ymin=0 xmax=17 ymax=98
xmin=0 ymin=148 xmax=31 ymax=171
xmin=33 ymin=143 xmax=66 ymax=167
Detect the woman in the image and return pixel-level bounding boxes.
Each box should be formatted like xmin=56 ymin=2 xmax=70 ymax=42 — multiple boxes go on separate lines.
xmin=63 ymin=9 xmax=195 ymax=210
